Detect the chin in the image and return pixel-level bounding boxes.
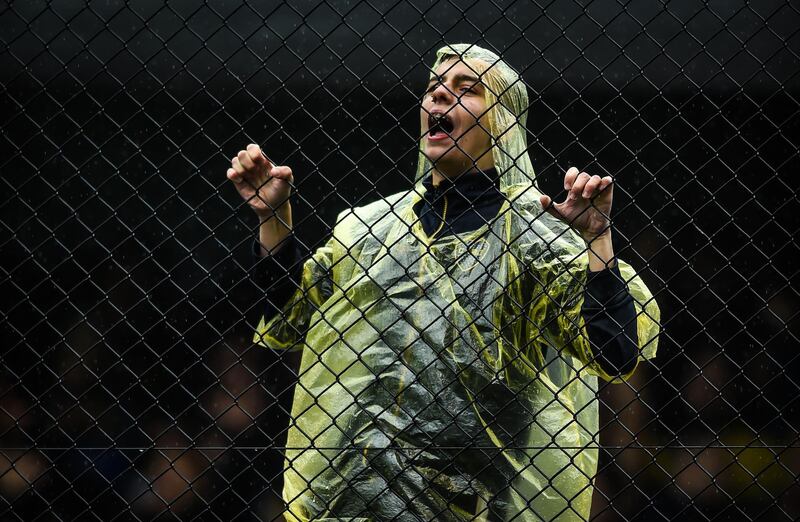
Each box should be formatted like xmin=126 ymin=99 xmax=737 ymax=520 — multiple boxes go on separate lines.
xmin=422 ymin=148 xmax=452 ymax=166
xmin=423 ymin=141 xmax=458 ymax=161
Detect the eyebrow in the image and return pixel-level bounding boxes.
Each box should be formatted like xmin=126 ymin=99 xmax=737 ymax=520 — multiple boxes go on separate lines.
xmin=427 ymin=73 xmax=482 ymax=88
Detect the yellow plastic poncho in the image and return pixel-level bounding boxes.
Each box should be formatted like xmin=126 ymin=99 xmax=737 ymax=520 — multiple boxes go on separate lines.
xmin=255 ymin=44 xmax=660 ymax=521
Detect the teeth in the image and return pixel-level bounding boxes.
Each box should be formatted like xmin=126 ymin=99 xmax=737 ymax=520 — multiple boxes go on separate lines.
xmin=428 ymin=113 xmax=453 ymax=134
xmin=441 ymin=117 xmax=454 ymax=133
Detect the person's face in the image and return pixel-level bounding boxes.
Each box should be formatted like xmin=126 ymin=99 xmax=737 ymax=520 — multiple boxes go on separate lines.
xmin=420 ymin=58 xmax=494 ymax=178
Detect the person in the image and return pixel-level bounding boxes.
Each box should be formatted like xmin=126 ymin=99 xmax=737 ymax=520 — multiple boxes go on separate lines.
xmin=227 ymin=44 xmax=660 ymax=522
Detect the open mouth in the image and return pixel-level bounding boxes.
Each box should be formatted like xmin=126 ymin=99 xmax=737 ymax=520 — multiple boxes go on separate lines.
xmin=428 ymin=112 xmax=455 ymax=139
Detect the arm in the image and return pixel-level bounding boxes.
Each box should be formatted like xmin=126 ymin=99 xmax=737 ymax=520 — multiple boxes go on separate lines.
xmin=227 ymin=143 xmax=294 ymax=255
xmin=535 ymin=251 xmax=659 ymax=382
xmin=580 ymin=227 xmax=639 ymax=376
xmin=252 ymin=237 xmax=335 ymax=351
xmin=228 ymin=142 xmax=298 ymax=324
xmin=540 ymin=167 xmax=658 ymax=379
xmin=581 ymin=264 xmax=638 ymax=376
xmin=228 ymin=144 xmax=334 ymax=350
xmin=252 ymin=233 xmax=303 ymax=322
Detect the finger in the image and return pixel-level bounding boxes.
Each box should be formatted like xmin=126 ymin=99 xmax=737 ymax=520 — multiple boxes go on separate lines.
xmin=231 ymin=156 xmax=246 ymax=175
xmin=247 ymin=143 xmax=268 ymax=167
xmin=582 ymin=175 xmax=602 ymax=198
xmin=599 ymin=176 xmax=613 ymax=191
xmin=564 ymin=167 xmax=580 ymax=190
xmin=570 ymin=172 xmax=591 ymax=200
xmin=238 ymin=149 xmax=254 ymax=171
xmin=227 ymin=167 xmax=243 ymax=184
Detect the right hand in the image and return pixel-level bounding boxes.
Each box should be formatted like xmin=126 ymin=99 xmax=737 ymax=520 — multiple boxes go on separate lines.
xmin=227 ymin=143 xmax=294 ymax=221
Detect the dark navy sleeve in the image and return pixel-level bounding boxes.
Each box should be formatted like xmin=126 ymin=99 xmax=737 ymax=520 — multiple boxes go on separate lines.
xmin=252 ymin=234 xmax=304 ymax=321
xmin=581 ymin=264 xmax=639 ymax=377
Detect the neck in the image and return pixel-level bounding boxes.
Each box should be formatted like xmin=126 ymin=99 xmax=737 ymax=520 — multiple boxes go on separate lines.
xmin=432 ymin=164 xmax=496 ymax=187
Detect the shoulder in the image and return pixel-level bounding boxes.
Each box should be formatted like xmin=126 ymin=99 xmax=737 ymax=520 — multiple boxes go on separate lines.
xmin=332 ymin=189 xmax=415 ymax=245
xmin=503 ymin=183 xmax=586 ymax=263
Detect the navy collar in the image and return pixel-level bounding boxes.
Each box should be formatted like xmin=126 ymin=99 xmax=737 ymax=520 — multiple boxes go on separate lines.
xmin=413 ymin=167 xmax=505 ymax=237
xmin=420 ymin=168 xmax=502 ymax=204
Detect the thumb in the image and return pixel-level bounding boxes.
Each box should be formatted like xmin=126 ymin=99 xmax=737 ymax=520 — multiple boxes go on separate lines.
xmin=539 ymin=194 xmax=562 ymax=219
xmin=270 ymin=166 xmax=294 ymax=183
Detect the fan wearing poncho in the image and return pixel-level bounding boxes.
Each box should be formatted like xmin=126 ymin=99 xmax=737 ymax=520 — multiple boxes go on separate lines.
xmin=231 ymin=44 xmax=660 ymax=521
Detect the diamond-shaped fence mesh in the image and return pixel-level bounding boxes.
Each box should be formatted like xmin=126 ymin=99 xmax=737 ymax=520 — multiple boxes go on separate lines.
xmin=1 ymin=1 xmax=799 ymax=520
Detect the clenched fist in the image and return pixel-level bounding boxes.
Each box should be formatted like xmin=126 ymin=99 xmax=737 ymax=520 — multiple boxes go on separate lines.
xmin=227 ymin=143 xmax=293 ymax=255
xmin=540 ymin=166 xmax=617 ymax=271
xmin=227 ymin=143 xmax=294 ymax=220
xmin=539 ymin=167 xmax=613 ymax=242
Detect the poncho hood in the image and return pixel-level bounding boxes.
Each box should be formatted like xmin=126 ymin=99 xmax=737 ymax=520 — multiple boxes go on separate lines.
xmin=415 ymin=43 xmax=537 ymax=191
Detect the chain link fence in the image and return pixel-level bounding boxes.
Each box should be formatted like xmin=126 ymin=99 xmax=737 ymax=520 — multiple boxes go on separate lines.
xmin=1 ymin=0 xmax=798 ymax=520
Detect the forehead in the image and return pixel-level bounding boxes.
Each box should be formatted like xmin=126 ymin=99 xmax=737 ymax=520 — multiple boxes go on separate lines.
xmin=431 ymin=57 xmax=485 ymax=80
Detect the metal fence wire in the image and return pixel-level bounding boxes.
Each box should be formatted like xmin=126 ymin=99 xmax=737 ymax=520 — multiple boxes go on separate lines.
xmin=1 ymin=0 xmax=799 ymax=520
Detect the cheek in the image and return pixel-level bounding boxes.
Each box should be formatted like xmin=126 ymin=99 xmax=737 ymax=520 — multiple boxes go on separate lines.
xmin=420 ymin=101 xmax=432 ymax=122
xmin=462 ymin=101 xmax=489 ymax=130
xmin=465 ymin=109 xmax=491 ymax=138
xmin=460 ymin=100 xmax=482 ymax=121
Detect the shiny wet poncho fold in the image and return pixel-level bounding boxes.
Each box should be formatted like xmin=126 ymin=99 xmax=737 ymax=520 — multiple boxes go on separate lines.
xmin=254 ymin=44 xmax=660 ymax=521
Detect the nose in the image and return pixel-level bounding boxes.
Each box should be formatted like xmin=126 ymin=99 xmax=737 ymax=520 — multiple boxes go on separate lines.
xmin=429 ymin=82 xmax=455 ymax=104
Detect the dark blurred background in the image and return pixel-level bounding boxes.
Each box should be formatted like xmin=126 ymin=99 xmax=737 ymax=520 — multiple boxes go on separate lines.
xmin=1 ymin=0 xmax=798 ymax=520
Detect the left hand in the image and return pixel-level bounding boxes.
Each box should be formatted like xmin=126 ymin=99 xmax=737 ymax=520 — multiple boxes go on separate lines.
xmin=539 ymin=167 xmax=613 ymax=242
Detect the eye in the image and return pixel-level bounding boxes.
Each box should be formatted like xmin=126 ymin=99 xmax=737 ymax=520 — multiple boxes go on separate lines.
xmin=425 ymin=79 xmax=444 ymax=93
